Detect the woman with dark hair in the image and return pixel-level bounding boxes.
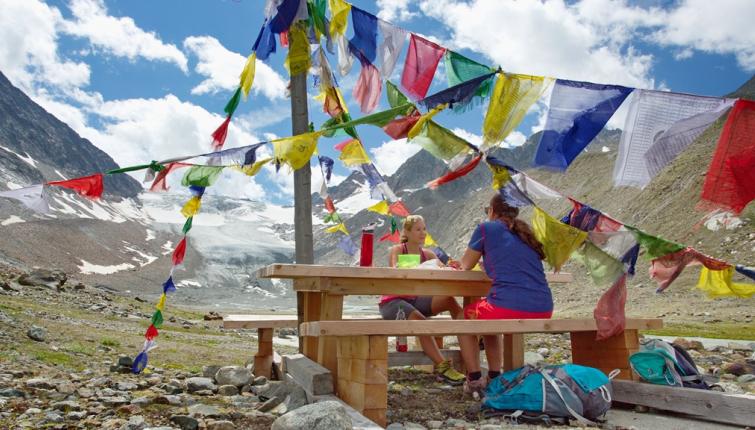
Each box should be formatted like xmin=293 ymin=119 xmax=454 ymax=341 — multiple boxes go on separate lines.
xmin=457 ymin=194 xmax=552 ymax=398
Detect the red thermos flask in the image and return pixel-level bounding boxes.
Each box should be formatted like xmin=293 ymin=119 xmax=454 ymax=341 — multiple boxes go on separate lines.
xmin=359 ymin=226 xmax=374 ymax=267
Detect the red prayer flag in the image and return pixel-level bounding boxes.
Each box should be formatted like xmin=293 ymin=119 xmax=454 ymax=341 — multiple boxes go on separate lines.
xmin=593 ymin=274 xmax=627 ymax=341
xmin=383 ymin=110 xmax=421 ymax=139
xmin=211 ymin=116 xmax=231 ymax=151
xmin=323 ymin=87 xmax=344 ymax=118
xmin=700 ymin=99 xmax=755 ymax=214
xmin=172 ymin=237 xmax=187 ymax=266
xmin=401 ymin=34 xmax=446 ymax=100
xmin=649 ymin=247 xmax=730 ymax=292
xmin=48 ymin=173 xmax=104 ymax=199
xmin=280 ymin=31 xmax=289 ymax=47
xmin=334 ymin=139 xmax=355 ymax=151
xmin=379 ymin=229 xmax=400 ymax=243
xmin=324 ymin=196 xmax=336 ymax=214
xmin=427 ymin=154 xmax=482 ymax=189
xmin=353 ymin=58 xmax=382 ymax=113
xmin=150 ymin=162 xmax=192 ymax=192
xmin=145 ymin=324 xmax=159 ymax=341
xmin=389 ymin=201 xmax=410 ymax=217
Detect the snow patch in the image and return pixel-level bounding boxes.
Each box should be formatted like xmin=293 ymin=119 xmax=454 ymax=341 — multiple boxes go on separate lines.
xmin=1 ymin=215 xmax=25 ymax=225
xmin=245 ymin=285 xmax=276 ymax=298
xmin=601 ymin=146 xmax=610 ymax=153
xmin=335 ymin=185 xmax=376 ymax=215
xmin=177 ymin=280 xmax=202 ymax=288
xmin=161 ymin=241 xmax=174 ymax=255
xmin=5 ymin=182 xmax=23 ymax=190
xmin=0 ymin=145 xmax=38 ymax=168
xmin=123 ymin=246 xmax=158 ymax=266
xmin=704 ymin=211 xmax=743 ymax=231
xmin=78 ymin=260 xmax=135 ymax=274
xmin=54 ymin=169 xmax=68 ymax=180
xmin=145 ymin=229 xmax=156 ymax=241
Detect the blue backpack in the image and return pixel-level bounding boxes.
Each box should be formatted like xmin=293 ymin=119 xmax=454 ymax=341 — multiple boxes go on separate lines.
xmin=483 ymin=364 xmax=615 ymax=426
xmin=629 ymin=339 xmax=714 ymax=390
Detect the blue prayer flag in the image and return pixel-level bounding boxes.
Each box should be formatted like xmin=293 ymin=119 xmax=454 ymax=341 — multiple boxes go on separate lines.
xmin=736 ymin=264 xmax=755 ymax=281
xmin=349 ymin=6 xmax=378 ymax=63
xmin=269 ymin=0 xmax=300 ymax=34
xmin=132 ymin=351 xmax=149 ymax=374
xmin=318 ymin=156 xmax=334 ymax=182
xmin=162 ymin=276 xmax=176 ymax=294
xmin=534 ymin=79 xmax=633 ymax=170
xmin=338 ymin=235 xmax=359 ymax=256
xmin=253 ymin=23 xmax=277 ymax=61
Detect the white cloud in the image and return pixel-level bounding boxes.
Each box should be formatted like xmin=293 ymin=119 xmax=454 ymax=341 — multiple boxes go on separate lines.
xmin=62 ymin=0 xmax=188 ymax=72
xmin=369 ymin=138 xmax=422 ymax=175
xmin=376 ymin=0 xmax=419 ymax=22
xmin=0 ymin=0 xmax=90 ymax=92
xmin=183 ymin=36 xmax=287 ymax=100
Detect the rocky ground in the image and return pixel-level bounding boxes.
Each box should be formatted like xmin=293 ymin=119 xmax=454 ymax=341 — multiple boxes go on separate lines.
xmin=1 ymin=265 xmax=753 ymax=429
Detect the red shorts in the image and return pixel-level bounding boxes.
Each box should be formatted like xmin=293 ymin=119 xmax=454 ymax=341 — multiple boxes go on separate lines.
xmin=464 ymin=298 xmax=553 ymax=320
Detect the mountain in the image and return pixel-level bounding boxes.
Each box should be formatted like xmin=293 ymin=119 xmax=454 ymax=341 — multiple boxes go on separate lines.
xmin=313 ymin=76 xmax=754 ymax=323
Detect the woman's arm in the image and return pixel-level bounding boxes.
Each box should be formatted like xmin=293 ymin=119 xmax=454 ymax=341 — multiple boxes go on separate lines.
xmin=388 ymin=245 xmax=400 ymax=267
xmin=459 ymin=247 xmax=482 ymax=271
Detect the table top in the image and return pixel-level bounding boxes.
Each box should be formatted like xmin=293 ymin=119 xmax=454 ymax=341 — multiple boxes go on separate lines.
xmin=256 ymin=263 xmax=573 ymax=283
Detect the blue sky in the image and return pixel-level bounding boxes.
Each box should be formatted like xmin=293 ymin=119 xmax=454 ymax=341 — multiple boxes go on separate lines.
xmin=1 ymin=0 xmax=753 ymax=205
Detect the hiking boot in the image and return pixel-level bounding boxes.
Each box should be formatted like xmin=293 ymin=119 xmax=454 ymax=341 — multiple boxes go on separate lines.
xmin=434 ymin=360 xmax=465 ymax=386
xmin=463 ymin=376 xmax=487 ymax=400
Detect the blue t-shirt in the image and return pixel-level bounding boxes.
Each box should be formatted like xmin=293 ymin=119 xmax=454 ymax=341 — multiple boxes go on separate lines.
xmin=468 ymin=221 xmax=553 ymax=313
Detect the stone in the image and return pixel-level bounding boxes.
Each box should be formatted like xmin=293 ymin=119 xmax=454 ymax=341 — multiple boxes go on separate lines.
xmin=537 ymin=347 xmax=550 ymax=357
xmin=724 ymin=360 xmax=755 ymax=376
xmin=116 ymin=381 xmax=138 ymax=391
xmin=187 ymin=403 xmax=222 ymax=418
xmin=26 ymin=325 xmax=47 ymax=342
xmin=479 ymin=425 xmax=500 ymax=430
xmin=282 ymin=354 xmax=334 ymax=395
xmin=26 ymin=378 xmax=56 ymax=389
xmin=229 ymin=394 xmax=259 ymax=407
xmin=524 ymin=351 xmax=545 ymax=365
xmin=170 ymin=415 xmax=199 ymax=430
xmin=52 ymin=400 xmax=81 ymax=411
xmin=271 ymin=400 xmax=351 ymax=430
xmin=0 ymin=388 xmax=25 ymax=398
xmin=240 ymin=384 xmax=253 ymax=394
xmin=118 ymin=404 xmax=142 ymax=415
xmin=66 ymin=411 xmax=87 ymax=420
xmin=257 ymin=396 xmax=282 ymax=412
xmin=153 ymin=395 xmax=182 ymax=406
xmin=386 ymin=424 xmax=404 ymax=430
xmin=207 ymin=420 xmax=235 ymax=430
xmin=673 ymin=338 xmax=704 ymax=351
xmin=122 ymin=415 xmax=147 ymax=430
xmin=737 ymin=374 xmax=755 ymax=383
xmin=202 ymin=365 xmax=221 ymax=379
xmin=44 ymin=411 xmax=64 ymax=423
xmin=185 ymin=377 xmax=216 ymax=393
xmin=18 ymin=268 xmax=67 ymax=290
xmin=204 ymin=311 xmax=223 ymax=321
xmin=215 ymin=366 xmax=252 ymax=387
xmin=56 ymin=381 xmax=76 ymax=394
xmin=253 ymin=376 xmax=267 ymax=385
xmin=118 ymin=355 xmax=134 ymax=367
xmin=728 ymin=342 xmax=752 ymax=352
xmin=101 ymin=396 xmax=130 ymax=407
xmin=405 ymin=423 xmax=426 ymax=429
xmin=426 ymin=421 xmax=443 ymax=429
xmin=218 ymin=385 xmax=239 ymax=396
xmin=131 ymin=396 xmax=152 ymax=407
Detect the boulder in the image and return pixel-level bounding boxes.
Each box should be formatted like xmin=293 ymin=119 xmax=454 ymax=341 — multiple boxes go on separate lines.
xmin=217 ymin=385 xmax=239 ymax=396
xmin=673 ymin=338 xmax=704 ymax=351
xmin=214 ymin=366 xmax=252 ymax=387
xmin=27 ymin=325 xmax=47 ymax=342
xmin=187 ymin=403 xmax=223 ymax=418
xmin=202 ymin=365 xmax=221 ymax=378
xmin=271 ymin=400 xmax=351 ymax=430
xmin=18 ymin=268 xmax=67 ymax=290
xmin=207 ymin=420 xmax=235 ymax=430
xmin=170 ymin=415 xmax=199 ymax=430
xmin=186 ymin=377 xmax=216 ymax=393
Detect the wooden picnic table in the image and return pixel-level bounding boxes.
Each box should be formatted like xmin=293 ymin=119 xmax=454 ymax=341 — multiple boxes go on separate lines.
xmin=255 ymin=263 xmax=574 ymax=378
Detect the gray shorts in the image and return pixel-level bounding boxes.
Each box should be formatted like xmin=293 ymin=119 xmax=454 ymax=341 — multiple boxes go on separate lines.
xmin=379 ymin=296 xmax=434 ymax=320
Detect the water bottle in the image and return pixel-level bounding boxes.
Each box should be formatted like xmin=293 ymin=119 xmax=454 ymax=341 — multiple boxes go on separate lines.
xmin=395 ymin=306 xmax=408 ymax=352
xmin=359 ymin=225 xmax=374 ymax=267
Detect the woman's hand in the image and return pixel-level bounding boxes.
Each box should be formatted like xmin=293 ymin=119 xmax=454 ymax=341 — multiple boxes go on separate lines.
xmin=447 ymin=259 xmax=462 ymax=270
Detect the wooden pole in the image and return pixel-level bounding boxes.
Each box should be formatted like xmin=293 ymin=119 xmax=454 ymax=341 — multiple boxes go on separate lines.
xmin=290 ymin=60 xmax=312 ymax=353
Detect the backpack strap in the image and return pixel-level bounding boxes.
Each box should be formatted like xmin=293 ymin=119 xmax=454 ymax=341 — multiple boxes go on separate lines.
xmin=539 ymin=369 xmax=598 ymax=426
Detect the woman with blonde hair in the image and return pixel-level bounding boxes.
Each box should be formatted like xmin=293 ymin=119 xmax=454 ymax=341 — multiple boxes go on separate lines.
xmin=379 ymin=215 xmax=466 ymax=385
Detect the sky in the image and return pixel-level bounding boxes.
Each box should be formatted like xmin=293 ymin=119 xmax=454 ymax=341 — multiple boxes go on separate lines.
xmin=0 ymin=0 xmax=753 ymax=206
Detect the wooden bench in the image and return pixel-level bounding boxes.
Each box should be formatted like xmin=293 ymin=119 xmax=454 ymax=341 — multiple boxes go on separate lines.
xmin=223 ymin=315 xmax=298 ymax=378
xmin=300 ymin=318 xmax=662 ymax=426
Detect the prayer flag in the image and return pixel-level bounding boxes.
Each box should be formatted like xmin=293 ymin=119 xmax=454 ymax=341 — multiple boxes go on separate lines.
xmin=326 ymin=223 xmax=349 ymax=234
xmin=593 ymin=274 xmax=627 ymax=341
xmin=0 ymin=184 xmax=49 ymax=214
xmin=324 ymin=212 xmax=342 ymax=223
xmin=156 ymin=293 xmax=166 ymax=312
xmin=401 ymin=34 xmax=446 ymax=100
xmin=379 ymin=229 xmax=400 ymax=243
xmin=736 ymin=265 xmax=755 ymax=281
xmin=697 ymin=266 xmax=755 ymax=299
xmin=424 ymin=233 xmax=437 ymax=247
xmin=624 ymin=226 xmax=684 ymax=260
xmin=269 ymin=0 xmax=300 ymax=33
xmin=613 ymin=89 xmax=728 ymax=188
xmin=352 ymin=55 xmax=382 ymax=113
xmin=419 ymin=72 xmax=496 ymax=113
xmin=182 ymin=216 xmax=193 ymax=235
xmin=224 ymin=88 xmax=242 ymax=117
xmin=483 ymin=72 xmax=549 ymax=149
xmin=172 ymin=237 xmax=187 ymax=266
xmin=383 ymin=111 xmax=421 ymax=139
xmin=572 ymin=242 xmax=625 ymax=286
xmin=378 ymin=20 xmax=407 ymax=78
xmin=650 ymin=247 xmax=730 ymax=293
xmin=334 ymin=33 xmax=354 ymax=76
xmin=151 ymin=310 xmax=163 ymax=328
xmin=284 ymin=21 xmax=311 ymax=76
xmin=644 ymin=99 xmax=734 ymax=178
xmin=273 ymin=132 xmax=320 ymax=170
xmin=237 ymin=157 xmax=272 ymax=177
xmin=329 ymin=0 xmax=351 ymax=36
xmin=386 ymin=80 xmax=412 ymax=110
xmin=534 ymin=79 xmax=633 ymax=170
xmin=145 ymin=324 xmax=159 ymax=341
xmin=339 ymin=139 xmax=371 ymax=166
xmin=318 ymin=155 xmax=334 ymax=182
xmin=427 ymin=154 xmax=482 ymax=189
xmin=349 ymin=6 xmax=378 ymax=63
xmin=485 ymin=157 xmax=512 ymax=190
xmin=181 ymin=196 xmax=201 ymax=218
xmin=390 ymin=216 xmax=398 ymax=233
xmin=367 ymin=200 xmax=390 ymax=215
xmin=375 ymin=181 xmax=398 ymax=202
xmin=510 ymin=172 xmax=562 ymax=200
xmin=338 ymin=235 xmax=359 ymax=256
xmin=700 ymin=99 xmax=755 ymax=214
xmin=532 ymin=207 xmax=588 ymax=272
xmin=360 ymin=163 xmax=384 ymax=188
xmin=309 ymin=0 xmax=328 ymax=40
xmin=240 ymin=53 xmax=257 ymax=99
xmin=407 ymin=104 xmax=446 ymax=140
xmin=48 ymin=173 xmax=104 ymax=199
xmin=410 ymin=120 xmax=471 ymax=162
xmin=324 ymin=196 xmax=336 ymax=213
xmin=389 ymin=201 xmax=410 ymax=217
xmin=253 ymin=23 xmax=276 ymax=61
xmin=499 ymin=179 xmax=533 ymax=208
xmin=444 ymin=51 xmax=494 ymax=96
xmin=211 ymin=117 xmax=231 ymax=151
xmin=162 ymin=276 xmax=177 ymax=294
xmin=181 ymin=166 xmax=224 ymax=188
xmin=132 ymin=351 xmax=148 ymax=374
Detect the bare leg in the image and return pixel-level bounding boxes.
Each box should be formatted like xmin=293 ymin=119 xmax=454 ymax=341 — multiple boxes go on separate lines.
xmin=429 ymin=296 xmax=463 ymax=320
xmin=407 ymin=310 xmax=445 ymax=364
xmin=459 ymin=334 xmax=481 ymax=373
xmin=483 ymin=335 xmax=501 ymax=373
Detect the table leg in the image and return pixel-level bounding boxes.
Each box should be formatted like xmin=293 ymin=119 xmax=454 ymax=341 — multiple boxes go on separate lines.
xmin=254 ymin=327 xmax=273 ymax=379
xmin=502 ymin=333 xmax=524 ymax=371
xmin=337 ymin=335 xmax=388 ymax=428
xmin=317 ymin=293 xmax=343 ymax=380
xmin=570 ymin=329 xmax=639 ymax=381
xmin=299 ymin=288 xmax=322 ymax=361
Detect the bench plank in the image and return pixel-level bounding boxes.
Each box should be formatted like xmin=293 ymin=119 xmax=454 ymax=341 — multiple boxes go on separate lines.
xmin=300 ymin=318 xmax=662 ymax=337
xmin=223 ymin=315 xmax=298 ymax=329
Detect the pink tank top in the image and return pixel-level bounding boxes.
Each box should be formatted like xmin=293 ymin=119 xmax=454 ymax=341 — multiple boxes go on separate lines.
xmin=379 ymin=243 xmax=429 ymax=306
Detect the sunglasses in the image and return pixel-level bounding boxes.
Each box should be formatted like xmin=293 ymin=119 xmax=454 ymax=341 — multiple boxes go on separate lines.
xmin=484 ymin=206 xmax=490 ymax=214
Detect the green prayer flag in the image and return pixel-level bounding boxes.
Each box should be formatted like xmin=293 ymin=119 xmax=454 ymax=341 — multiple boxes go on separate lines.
xmin=224 ymin=87 xmax=242 ymax=116
xmin=308 ymin=0 xmax=328 ymax=39
xmin=181 ymin=166 xmax=224 ymax=187
xmin=151 ymin=310 xmax=163 ymax=328
xmin=324 ymin=212 xmax=342 ymax=223
xmin=625 ymin=226 xmax=685 ymax=259
xmin=390 ymin=216 xmax=398 ymax=233
xmin=386 ymin=81 xmax=412 ymax=110
xmin=322 ymin=105 xmax=415 ymax=133
xmin=444 ymin=51 xmax=494 ymax=97
xmin=410 ymin=120 xmax=470 ymax=161
xmin=572 ymin=242 xmax=625 ymax=286
xmin=182 ymin=217 xmax=193 ymax=235
xmin=105 ymin=163 xmax=153 ymax=175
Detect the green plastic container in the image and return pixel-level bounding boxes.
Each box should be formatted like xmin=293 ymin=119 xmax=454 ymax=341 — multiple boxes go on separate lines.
xmin=397 ymin=254 xmax=421 ymax=268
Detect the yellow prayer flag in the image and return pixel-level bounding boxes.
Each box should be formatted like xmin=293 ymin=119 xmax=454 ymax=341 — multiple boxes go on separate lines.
xmin=483 ymin=72 xmax=550 ymax=148
xmin=284 ymin=22 xmax=311 ymax=77
xmin=236 ymin=157 xmax=272 ymax=177
xmin=180 ymin=196 xmax=201 ymax=218
xmin=697 ymin=266 xmax=755 ymax=299
xmin=424 ymin=232 xmax=438 ymax=247
xmin=531 ymin=207 xmax=587 ymax=272
xmin=156 ymin=293 xmax=166 ymax=311
xmin=339 ymin=139 xmax=371 ymax=166
xmin=326 ymin=223 xmax=349 ymax=234
xmin=486 ymin=162 xmax=511 ymax=190
xmin=329 ymin=0 xmax=351 ymax=36
xmin=367 ymin=200 xmax=390 ymax=215
xmin=273 ymin=132 xmax=320 ymax=170
xmin=240 ymin=52 xmax=256 ymax=99
xmin=407 ymin=103 xmax=447 ymax=140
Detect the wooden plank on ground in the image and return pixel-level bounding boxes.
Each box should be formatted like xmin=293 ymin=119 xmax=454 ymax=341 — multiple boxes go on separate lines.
xmin=612 ymin=380 xmax=755 ymax=427
xmin=223 ymin=314 xmax=298 ymax=329
xmin=387 ymin=349 xmax=462 ymax=367
xmin=300 ymin=319 xmax=662 ymax=337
